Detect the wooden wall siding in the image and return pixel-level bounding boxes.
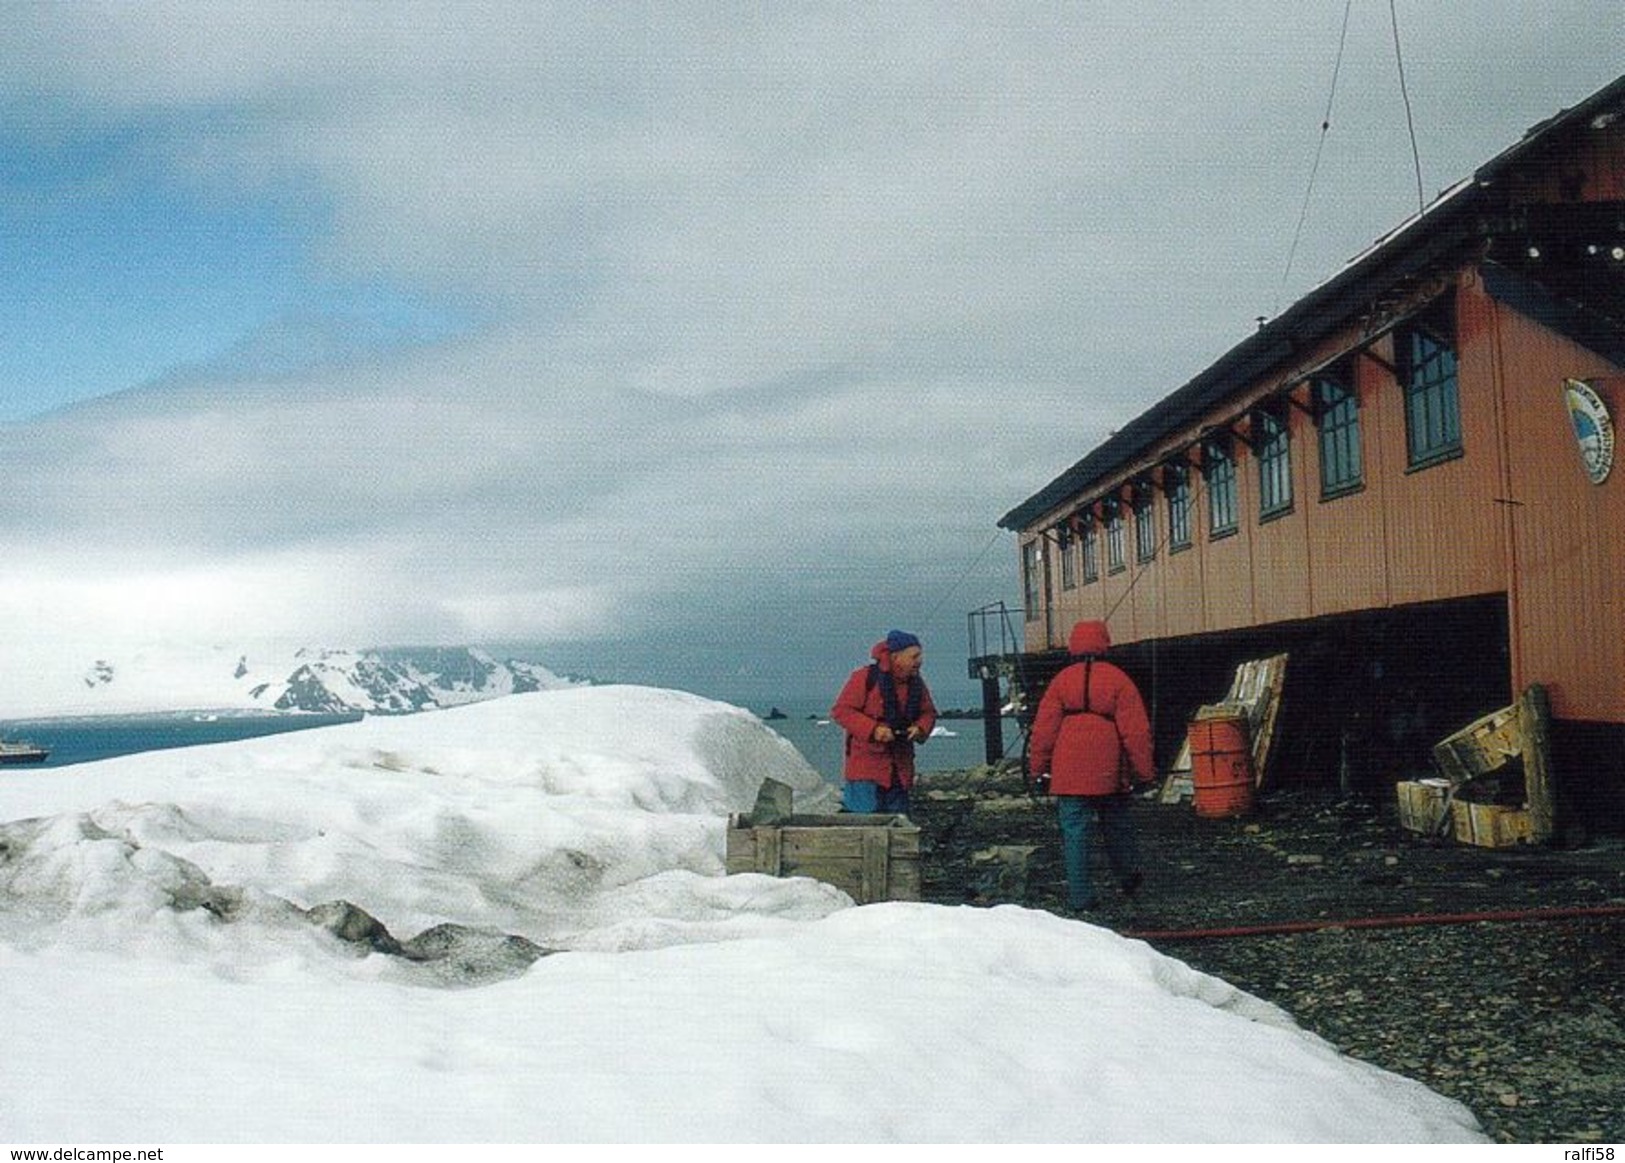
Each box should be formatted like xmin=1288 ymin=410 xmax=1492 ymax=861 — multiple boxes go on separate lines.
xmin=1162 ymin=541 xmax=1207 ymax=639
xmin=1486 ymin=290 xmax=1625 ymax=722
xmin=1017 ymin=270 xmax=1623 ymax=724
xmin=1380 ymin=300 xmax=1509 ymax=607
xmin=1249 ymin=426 xmax=1314 ymax=625
xmin=1305 ymin=354 xmax=1393 ymax=614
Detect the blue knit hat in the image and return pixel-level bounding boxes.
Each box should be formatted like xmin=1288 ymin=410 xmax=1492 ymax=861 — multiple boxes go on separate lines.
xmin=885 ymin=629 xmax=921 ymax=653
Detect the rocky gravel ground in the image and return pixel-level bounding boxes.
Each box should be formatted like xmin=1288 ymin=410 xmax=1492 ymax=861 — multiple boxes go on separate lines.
xmin=911 ymin=764 xmax=1625 ymax=1144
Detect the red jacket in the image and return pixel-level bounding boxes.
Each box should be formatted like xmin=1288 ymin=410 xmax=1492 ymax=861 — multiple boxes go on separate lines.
xmin=1029 ymin=620 xmax=1154 ymax=796
xmin=831 ymin=642 xmax=938 ymax=789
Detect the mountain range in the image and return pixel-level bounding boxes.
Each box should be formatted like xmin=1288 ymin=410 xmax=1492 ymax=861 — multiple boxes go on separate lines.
xmin=2 ymin=644 xmax=585 ymax=719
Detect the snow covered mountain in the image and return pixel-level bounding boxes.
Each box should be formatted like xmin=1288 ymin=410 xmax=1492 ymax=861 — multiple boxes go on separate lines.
xmin=2 ymin=643 xmax=585 ymax=718
xmin=249 ymin=646 xmax=584 ymax=714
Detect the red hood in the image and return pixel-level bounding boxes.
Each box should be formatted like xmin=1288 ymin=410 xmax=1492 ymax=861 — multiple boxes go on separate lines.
xmin=869 ymin=640 xmax=893 ymax=672
xmin=1068 ymin=620 xmax=1111 ymax=656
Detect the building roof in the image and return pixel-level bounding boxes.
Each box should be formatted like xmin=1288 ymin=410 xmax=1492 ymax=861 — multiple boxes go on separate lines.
xmin=999 ymin=73 xmax=1625 ymax=533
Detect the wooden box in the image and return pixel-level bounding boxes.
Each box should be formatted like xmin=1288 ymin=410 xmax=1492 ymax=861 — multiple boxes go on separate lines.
xmin=725 ymin=813 xmax=921 ymax=904
xmin=1396 ymin=779 xmax=1451 ymax=835
xmin=1450 ymin=800 xmax=1535 ymax=848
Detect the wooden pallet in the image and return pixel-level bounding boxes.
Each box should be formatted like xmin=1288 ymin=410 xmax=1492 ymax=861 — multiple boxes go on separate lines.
xmin=1161 ymin=653 xmax=1289 ymax=803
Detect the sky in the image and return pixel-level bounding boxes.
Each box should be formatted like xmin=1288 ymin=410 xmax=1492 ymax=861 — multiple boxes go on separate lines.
xmin=2 ymin=2 xmax=1621 ymax=711
xmin=0 ymin=685 xmax=1486 ymax=1145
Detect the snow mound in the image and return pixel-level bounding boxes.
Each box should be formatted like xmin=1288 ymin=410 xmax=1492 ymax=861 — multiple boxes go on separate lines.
xmin=0 ymin=685 xmax=1485 ymax=1143
xmin=0 ymin=686 xmax=842 ymax=957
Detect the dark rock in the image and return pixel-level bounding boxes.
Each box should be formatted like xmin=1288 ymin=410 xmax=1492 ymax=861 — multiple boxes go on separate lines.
xmin=304 ymin=899 xmax=403 ymax=955
xmin=397 ymin=922 xmax=550 ymax=986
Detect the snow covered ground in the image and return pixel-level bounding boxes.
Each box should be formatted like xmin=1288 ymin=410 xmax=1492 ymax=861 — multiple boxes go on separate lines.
xmin=0 ymin=686 xmax=1485 ymax=1144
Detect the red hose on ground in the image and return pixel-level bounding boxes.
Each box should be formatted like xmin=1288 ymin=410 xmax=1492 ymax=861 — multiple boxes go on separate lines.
xmin=1122 ymin=903 xmax=1625 ymax=942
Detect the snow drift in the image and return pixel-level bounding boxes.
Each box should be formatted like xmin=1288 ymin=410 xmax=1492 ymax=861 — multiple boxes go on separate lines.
xmin=0 ymin=686 xmax=1484 ymax=1143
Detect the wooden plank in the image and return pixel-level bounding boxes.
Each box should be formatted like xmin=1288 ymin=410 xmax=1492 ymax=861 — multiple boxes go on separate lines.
xmin=1247 ymin=655 xmax=1289 ymax=786
xmin=1450 ymin=800 xmax=1535 ymax=848
xmin=1159 ymin=772 xmax=1193 ymax=804
xmin=745 ymin=777 xmax=795 ymax=825
xmin=1163 ymin=653 xmax=1288 ymax=793
xmin=1521 ymin=684 xmax=1557 ymax=844
xmin=861 ymin=829 xmax=889 ymax=903
xmin=782 ymin=813 xmax=908 ymax=827
xmin=885 ymin=828 xmax=921 ymax=857
xmin=1433 ymin=703 xmax=1522 ymax=783
xmin=788 ymin=859 xmax=863 ymax=900
xmin=782 ymin=830 xmax=866 ymax=860
xmin=756 ymin=827 xmax=782 ymax=876
xmin=1396 ymin=779 xmax=1451 ymax=835
xmin=889 ymin=850 xmax=921 ymax=900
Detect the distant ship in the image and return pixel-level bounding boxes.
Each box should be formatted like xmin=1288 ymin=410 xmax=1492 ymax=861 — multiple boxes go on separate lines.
xmin=0 ymin=738 xmax=50 ymax=765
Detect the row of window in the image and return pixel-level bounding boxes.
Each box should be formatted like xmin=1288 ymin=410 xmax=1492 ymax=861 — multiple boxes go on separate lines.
xmin=1025 ymin=308 xmax=1460 ymax=614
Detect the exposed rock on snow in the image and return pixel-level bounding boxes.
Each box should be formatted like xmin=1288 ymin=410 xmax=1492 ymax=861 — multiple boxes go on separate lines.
xmin=0 ymin=813 xmax=552 ymax=986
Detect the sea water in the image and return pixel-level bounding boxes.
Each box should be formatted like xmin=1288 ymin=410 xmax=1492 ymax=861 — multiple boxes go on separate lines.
xmin=761 ymin=713 xmax=1021 ymax=784
xmin=0 ymin=706 xmax=1022 ymax=782
xmin=0 ymin=711 xmax=364 ymax=768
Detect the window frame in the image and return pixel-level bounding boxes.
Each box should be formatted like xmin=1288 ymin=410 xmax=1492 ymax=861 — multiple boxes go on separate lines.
xmin=1133 ymin=483 xmax=1157 ymax=563
xmin=1315 ymin=370 xmax=1363 ymax=498
xmin=1165 ymin=462 xmax=1193 ymax=550
xmin=1081 ymin=512 xmax=1099 ymax=583
xmin=1022 ymin=538 xmax=1043 ymax=623
xmin=1399 ymin=303 xmax=1462 ymax=469
xmin=1255 ymin=404 xmax=1293 ymax=520
xmin=1203 ymin=437 xmax=1239 ymax=538
xmin=1104 ymin=499 xmax=1126 ymax=574
xmin=1058 ymin=523 xmax=1077 ymax=591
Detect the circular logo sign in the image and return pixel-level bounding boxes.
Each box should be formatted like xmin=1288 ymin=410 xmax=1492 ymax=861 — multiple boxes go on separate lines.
xmin=1564 ymin=378 xmax=1614 ymax=485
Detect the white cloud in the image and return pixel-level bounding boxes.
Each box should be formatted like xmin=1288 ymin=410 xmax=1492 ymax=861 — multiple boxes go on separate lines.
xmin=2 ymin=2 xmax=1620 ymax=701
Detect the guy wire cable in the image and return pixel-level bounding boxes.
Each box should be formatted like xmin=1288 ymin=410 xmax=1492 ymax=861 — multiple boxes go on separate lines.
xmin=1389 ymin=0 xmax=1427 ymax=216
xmin=912 ymin=526 xmax=1005 ymax=643
xmin=1275 ymin=0 xmax=1354 ymax=316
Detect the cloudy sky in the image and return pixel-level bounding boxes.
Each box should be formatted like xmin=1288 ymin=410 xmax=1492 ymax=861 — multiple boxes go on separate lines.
xmin=2 ymin=2 xmax=1620 ymax=709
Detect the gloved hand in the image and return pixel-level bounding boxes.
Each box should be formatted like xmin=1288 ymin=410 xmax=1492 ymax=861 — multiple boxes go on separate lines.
xmin=1030 ymin=772 xmax=1052 ymax=797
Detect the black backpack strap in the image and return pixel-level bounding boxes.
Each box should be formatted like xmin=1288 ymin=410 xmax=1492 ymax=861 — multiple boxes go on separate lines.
xmin=1063 ymin=658 xmax=1101 ymax=719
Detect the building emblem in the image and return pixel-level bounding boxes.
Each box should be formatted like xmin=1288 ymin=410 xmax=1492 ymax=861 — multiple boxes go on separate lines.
xmin=1564 ymin=378 xmax=1614 ymax=485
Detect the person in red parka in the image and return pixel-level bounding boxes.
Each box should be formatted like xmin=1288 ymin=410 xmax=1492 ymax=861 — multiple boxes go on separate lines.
xmin=831 ymin=630 xmax=938 ymax=815
xmin=1028 ymin=619 xmax=1157 ymax=912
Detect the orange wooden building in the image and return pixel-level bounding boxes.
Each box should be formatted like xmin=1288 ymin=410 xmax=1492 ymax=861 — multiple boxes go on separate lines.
xmin=992 ymin=75 xmax=1625 ymax=828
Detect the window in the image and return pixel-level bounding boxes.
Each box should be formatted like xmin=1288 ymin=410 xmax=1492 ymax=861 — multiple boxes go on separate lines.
xmin=1203 ymin=438 xmax=1238 ymax=536
xmin=1058 ymin=524 xmax=1076 ymax=591
xmin=1316 ymin=373 xmax=1362 ymax=496
xmin=1105 ymin=500 xmax=1126 ymax=573
xmin=1166 ymin=463 xmax=1193 ymax=549
xmin=1022 ymin=539 xmax=1042 ymax=622
xmin=1133 ymin=485 xmax=1157 ymax=562
xmin=1399 ymin=307 xmax=1461 ymax=467
xmin=1081 ymin=513 xmax=1099 ymax=583
xmin=1255 ymin=406 xmax=1292 ymax=518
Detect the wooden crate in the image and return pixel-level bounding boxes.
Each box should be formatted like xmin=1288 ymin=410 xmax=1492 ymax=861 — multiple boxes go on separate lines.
xmin=1434 ymin=704 xmax=1524 ymax=782
xmin=1396 ymin=779 xmax=1451 ymax=835
xmin=725 ymin=813 xmax=921 ymax=904
xmin=1450 ymin=800 xmax=1535 ymax=849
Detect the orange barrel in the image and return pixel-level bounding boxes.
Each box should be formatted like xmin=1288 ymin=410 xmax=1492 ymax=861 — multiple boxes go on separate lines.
xmin=1188 ymin=714 xmax=1255 ymax=818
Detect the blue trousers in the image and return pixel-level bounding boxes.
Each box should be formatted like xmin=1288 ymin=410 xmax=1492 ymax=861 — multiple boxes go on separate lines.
xmin=843 ymin=780 xmax=911 ymax=815
xmin=1057 ymin=793 xmax=1140 ymax=909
